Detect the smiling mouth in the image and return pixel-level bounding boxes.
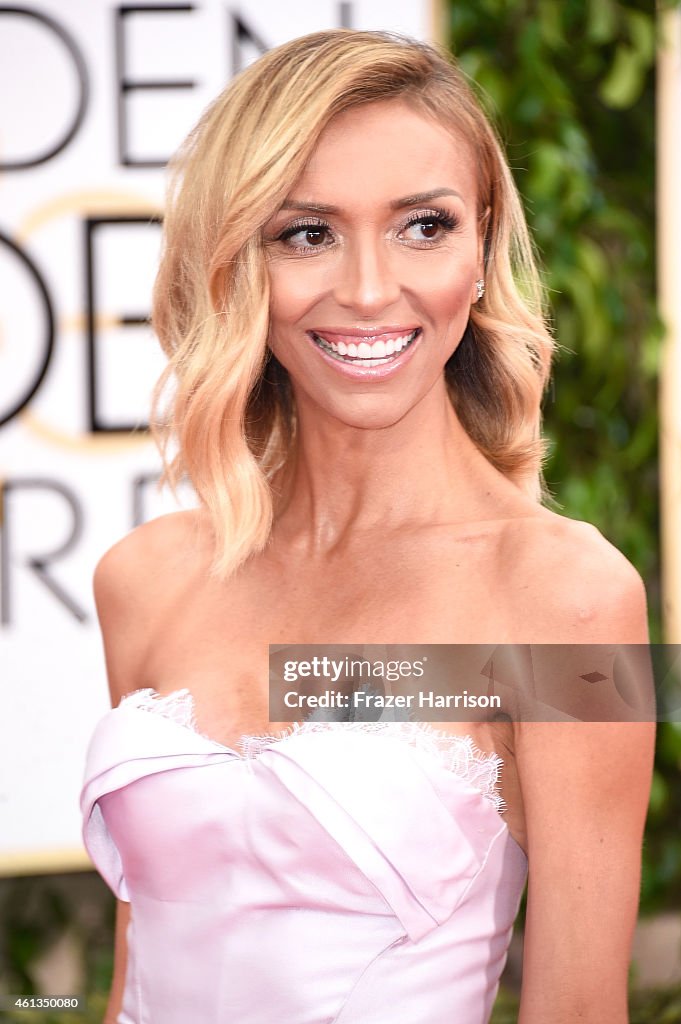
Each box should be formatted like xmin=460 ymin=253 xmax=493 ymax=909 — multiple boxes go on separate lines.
xmin=311 ymin=329 xmax=421 ymax=367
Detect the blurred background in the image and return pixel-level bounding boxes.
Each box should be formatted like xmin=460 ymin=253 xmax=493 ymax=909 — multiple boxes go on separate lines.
xmin=1 ymin=1 xmax=680 ymax=1021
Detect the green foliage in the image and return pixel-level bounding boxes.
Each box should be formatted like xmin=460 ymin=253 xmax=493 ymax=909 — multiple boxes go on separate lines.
xmin=446 ymin=0 xmax=681 ymax=914
xmin=450 ymin=0 xmax=661 ymax=597
xmin=0 ymin=874 xmax=115 ymax=1022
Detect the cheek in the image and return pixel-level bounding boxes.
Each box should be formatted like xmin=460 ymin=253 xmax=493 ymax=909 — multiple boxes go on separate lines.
xmin=267 ymin=262 xmax=326 ymax=332
xmin=409 ymin=260 xmax=474 ymax=325
xmin=266 ymin=265 xmax=318 ymax=372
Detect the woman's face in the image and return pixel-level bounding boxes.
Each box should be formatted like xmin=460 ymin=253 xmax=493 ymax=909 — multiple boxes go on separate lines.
xmin=264 ymin=99 xmax=485 ymax=429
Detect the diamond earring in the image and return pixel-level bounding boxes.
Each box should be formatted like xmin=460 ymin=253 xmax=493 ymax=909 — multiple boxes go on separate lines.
xmin=475 ymin=279 xmax=485 ymax=301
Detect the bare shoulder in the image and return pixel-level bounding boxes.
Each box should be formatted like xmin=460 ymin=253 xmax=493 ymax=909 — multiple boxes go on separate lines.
xmin=92 ymin=508 xmax=213 ymax=703
xmin=93 ymin=508 xmax=212 ymax=597
xmin=506 ymin=508 xmax=649 ymax=643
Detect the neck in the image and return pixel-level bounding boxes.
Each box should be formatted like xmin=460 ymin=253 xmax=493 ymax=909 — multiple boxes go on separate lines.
xmin=268 ymin=379 xmax=524 ymax=557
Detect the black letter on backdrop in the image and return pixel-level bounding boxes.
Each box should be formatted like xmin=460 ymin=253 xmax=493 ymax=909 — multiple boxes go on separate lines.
xmin=0 ymin=478 xmax=87 ymax=625
xmin=0 ymin=232 xmax=55 ymax=428
xmin=0 ymin=6 xmax=88 ymax=169
xmin=338 ymin=3 xmax=353 ymax=27
xmin=115 ymin=4 xmax=195 ymax=167
xmin=229 ymin=12 xmax=269 ymax=76
xmin=131 ymin=471 xmax=163 ymax=527
xmin=84 ymin=215 xmax=160 ymax=433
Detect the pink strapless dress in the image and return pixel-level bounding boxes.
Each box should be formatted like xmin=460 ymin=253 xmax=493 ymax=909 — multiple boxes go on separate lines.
xmin=80 ymin=688 xmax=527 ymax=1024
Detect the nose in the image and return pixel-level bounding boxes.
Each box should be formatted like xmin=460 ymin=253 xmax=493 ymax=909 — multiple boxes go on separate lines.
xmin=332 ymin=234 xmax=401 ymax=317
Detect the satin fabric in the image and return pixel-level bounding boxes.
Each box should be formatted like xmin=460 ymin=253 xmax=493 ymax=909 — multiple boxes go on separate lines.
xmin=80 ymin=696 xmax=527 ymax=1024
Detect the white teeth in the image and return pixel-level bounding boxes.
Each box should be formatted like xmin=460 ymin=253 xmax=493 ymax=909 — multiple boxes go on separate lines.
xmin=312 ymin=330 xmax=419 ymax=366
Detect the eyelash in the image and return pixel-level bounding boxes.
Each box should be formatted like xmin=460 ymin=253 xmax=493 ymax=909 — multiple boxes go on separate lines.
xmin=403 ymin=209 xmax=459 ymax=236
xmin=274 ymin=208 xmax=460 ymax=253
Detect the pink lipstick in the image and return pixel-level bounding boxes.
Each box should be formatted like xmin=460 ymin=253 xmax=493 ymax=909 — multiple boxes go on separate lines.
xmin=307 ymin=327 xmax=422 ymax=380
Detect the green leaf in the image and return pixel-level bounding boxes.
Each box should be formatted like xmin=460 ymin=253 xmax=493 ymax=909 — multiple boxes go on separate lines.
xmin=625 ymin=10 xmax=655 ymax=66
xmin=586 ymin=0 xmax=618 ymax=43
xmin=599 ymin=45 xmax=646 ymax=108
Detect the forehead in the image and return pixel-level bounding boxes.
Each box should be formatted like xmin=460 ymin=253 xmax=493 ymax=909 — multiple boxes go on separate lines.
xmin=291 ymin=99 xmax=478 ymax=207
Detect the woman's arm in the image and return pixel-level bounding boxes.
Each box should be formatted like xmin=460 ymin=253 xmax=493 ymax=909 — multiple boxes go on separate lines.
xmin=516 ymin=720 xmax=654 ymax=1023
xmin=91 ymin=511 xmax=206 ymax=1019
xmin=93 ymin=538 xmax=142 ymax=1024
xmin=92 ymin=520 xmax=177 ymax=1022
xmin=516 ymin=535 xmax=655 ymax=1023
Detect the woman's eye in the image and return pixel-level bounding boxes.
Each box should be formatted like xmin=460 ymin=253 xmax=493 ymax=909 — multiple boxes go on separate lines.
xmin=294 ymin=228 xmax=328 ymax=247
xmin=399 ymin=212 xmax=457 ymax=243
xmin=279 ymin=223 xmax=332 ymax=249
xmin=410 ymin=219 xmax=440 ymax=239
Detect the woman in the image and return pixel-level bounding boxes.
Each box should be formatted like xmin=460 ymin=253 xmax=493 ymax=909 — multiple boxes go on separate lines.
xmin=80 ymin=29 xmax=655 ymax=1024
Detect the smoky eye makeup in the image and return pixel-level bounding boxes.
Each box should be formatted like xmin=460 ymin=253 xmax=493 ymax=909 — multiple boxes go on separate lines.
xmin=263 ymin=217 xmax=334 ymax=254
xmin=279 ymin=218 xmax=332 ymax=240
xmin=264 ymin=203 xmax=462 ymax=254
xmin=398 ymin=207 xmax=461 ymax=240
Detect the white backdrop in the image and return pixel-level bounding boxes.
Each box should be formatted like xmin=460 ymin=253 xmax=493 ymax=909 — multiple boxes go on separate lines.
xmin=0 ymin=0 xmax=437 ymax=874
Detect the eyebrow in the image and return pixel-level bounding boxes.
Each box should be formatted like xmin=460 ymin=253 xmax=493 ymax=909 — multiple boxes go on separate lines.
xmin=278 ymin=188 xmax=464 ymax=215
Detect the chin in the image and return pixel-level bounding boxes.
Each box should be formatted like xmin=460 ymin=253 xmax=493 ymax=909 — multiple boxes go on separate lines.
xmin=325 ymin=400 xmax=415 ymax=431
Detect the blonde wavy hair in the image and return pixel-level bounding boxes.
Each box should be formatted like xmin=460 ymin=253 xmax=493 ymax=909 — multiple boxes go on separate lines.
xmin=151 ymin=28 xmax=555 ymax=582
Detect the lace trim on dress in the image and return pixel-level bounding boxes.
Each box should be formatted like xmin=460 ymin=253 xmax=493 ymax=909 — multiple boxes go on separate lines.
xmin=120 ymin=687 xmax=203 ymax=732
xmin=119 ymin=686 xmax=506 ymax=812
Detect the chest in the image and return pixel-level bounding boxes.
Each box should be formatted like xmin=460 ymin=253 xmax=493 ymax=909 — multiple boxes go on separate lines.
xmin=157 ymin=530 xmax=512 ymax=669
xmin=144 ymin=535 xmax=520 ymax=747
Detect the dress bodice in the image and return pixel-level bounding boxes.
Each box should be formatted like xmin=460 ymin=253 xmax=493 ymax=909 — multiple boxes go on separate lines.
xmin=80 ymin=687 xmax=527 ymax=1024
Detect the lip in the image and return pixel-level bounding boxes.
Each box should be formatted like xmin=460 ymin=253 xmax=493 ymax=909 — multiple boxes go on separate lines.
xmin=310 ymin=325 xmax=420 ymax=339
xmin=306 ymin=327 xmax=422 ymax=381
